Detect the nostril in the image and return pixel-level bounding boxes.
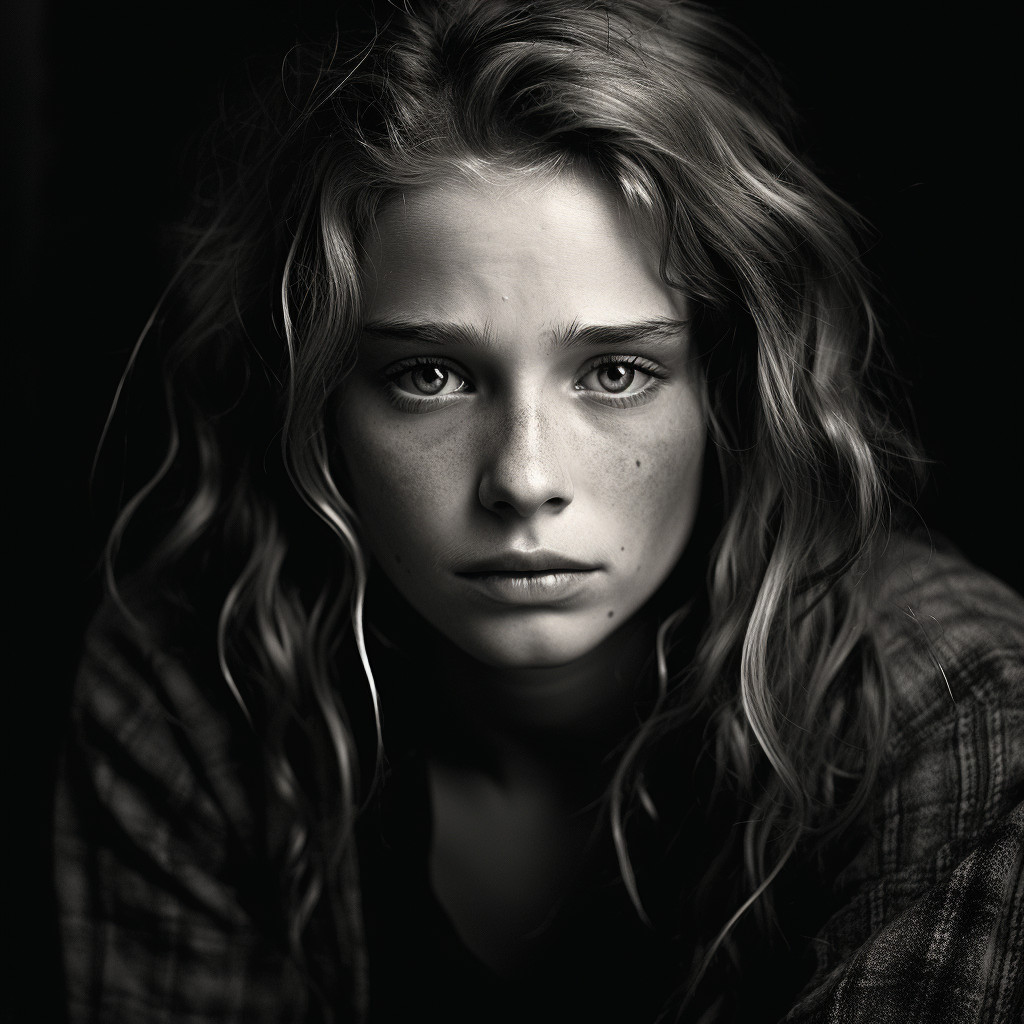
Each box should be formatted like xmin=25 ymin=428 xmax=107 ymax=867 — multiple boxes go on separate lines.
xmin=485 ymin=491 xmax=570 ymax=518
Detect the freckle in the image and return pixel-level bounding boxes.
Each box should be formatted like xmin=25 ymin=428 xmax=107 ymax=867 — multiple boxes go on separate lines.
xmin=636 ymin=459 xmax=641 ymax=467
xmin=607 ymin=610 xmax=614 ymax=618
xmin=620 ymin=546 xmax=625 ymax=552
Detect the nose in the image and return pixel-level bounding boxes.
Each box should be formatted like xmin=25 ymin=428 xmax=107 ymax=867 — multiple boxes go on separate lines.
xmin=477 ymin=398 xmax=574 ymax=518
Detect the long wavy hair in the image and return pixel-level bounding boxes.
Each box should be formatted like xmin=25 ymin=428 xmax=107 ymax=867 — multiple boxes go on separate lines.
xmin=100 ymin=1 xmax=920 ymax=1020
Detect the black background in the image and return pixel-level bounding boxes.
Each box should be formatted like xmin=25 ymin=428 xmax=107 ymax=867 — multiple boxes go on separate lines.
xmin=5 ymin=2 xmax=1020 ymax=1019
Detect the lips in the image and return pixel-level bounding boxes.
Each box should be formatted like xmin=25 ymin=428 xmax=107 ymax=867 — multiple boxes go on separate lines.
xmin=454 ymin=550 xmax=601 ymax=605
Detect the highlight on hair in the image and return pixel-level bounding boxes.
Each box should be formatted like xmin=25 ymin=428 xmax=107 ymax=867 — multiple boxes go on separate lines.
xmin=98 ymin=2 xmax=921 ymax=1020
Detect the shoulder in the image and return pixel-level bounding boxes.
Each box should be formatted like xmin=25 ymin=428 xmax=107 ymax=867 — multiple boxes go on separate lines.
xmin=784 ymin=539 xmax=1024 ymax=1020
xmin=64 ymin=588 xmax=261 ymax=850
xmin=869 ymin=534 xmax=1023 ymax=740
xmin=864 ymin=534 xmax=1023 ymax=862
xmin=74 ymin=584 xmax=236 ymax=738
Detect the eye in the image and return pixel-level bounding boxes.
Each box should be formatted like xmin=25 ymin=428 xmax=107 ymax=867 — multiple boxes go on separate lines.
xmin=388 ymin=360 xmax=471 ymax=399
xmin=575 ymin=357 xmax=663 ymax=398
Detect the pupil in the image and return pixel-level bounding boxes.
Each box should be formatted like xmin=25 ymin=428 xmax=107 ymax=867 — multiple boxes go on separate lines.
xmin=601 ymin=364 xmax=634 ymax=392
xmin=415 ymin=366 xmax=448 ymax=394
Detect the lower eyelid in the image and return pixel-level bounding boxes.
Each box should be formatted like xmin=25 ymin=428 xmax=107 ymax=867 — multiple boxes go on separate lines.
xmin=382 ymin=381 xmax=471 ymax=412
xmin=581 ymin=377 xmax=667 ymax=407
xmin=384 ymin=390 xmax=450 ymax=413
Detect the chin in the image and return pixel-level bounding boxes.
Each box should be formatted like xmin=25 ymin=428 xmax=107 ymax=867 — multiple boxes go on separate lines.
xmin=442 ymin=616 xmax=616 ymax=670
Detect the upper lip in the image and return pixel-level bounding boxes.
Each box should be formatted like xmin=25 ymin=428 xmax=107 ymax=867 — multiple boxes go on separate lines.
xmin=455 ymin=550 xmax=601 ymax=574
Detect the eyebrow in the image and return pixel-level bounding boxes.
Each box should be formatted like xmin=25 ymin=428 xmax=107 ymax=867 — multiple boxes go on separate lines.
xmin=360 ymin=316 xmax=691 ymax=350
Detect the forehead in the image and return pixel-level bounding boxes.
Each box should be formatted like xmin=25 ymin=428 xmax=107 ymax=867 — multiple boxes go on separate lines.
xmin=360 ymin=166 xmax=686 ymax=329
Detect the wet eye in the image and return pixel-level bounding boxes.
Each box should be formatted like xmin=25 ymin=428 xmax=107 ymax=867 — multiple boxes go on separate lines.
xmin=576 ymin=358 xmax=658 ymax=397
xmin=391 ymin=362 xmax=469 ymax=398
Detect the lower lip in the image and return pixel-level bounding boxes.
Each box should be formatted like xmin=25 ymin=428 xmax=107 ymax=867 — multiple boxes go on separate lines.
xmin=456 ymin=570 xmax=597 ymax=605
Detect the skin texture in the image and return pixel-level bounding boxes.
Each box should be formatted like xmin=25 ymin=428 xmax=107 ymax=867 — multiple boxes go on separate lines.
xmin=337 ymin=165 xmax=706 ymax=682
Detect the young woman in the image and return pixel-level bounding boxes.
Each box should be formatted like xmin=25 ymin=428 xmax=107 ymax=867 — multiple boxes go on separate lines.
xmin=54 ymin=1 xmax=1023 ymax=1022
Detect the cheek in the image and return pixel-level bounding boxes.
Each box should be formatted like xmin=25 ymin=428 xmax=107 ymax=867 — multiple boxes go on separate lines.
xmin=336 ymin=403 xmax=465 ymax=550
xmin=641 ymin=424 xmax=705 ymax=529
xmin=583 ymin=401 xmax=706 ymax=544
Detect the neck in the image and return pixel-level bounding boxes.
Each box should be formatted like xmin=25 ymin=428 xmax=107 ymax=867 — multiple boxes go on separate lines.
xmin=420 ymin=614 xmax=660 ymax=786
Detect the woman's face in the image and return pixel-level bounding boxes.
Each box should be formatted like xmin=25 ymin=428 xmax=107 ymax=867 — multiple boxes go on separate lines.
xmin=336 ymin=166 xmax=705 ymax=669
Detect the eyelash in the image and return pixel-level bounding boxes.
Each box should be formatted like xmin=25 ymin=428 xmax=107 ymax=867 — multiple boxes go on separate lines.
xmin=380 ymin=354 xmax=669 ymax=412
